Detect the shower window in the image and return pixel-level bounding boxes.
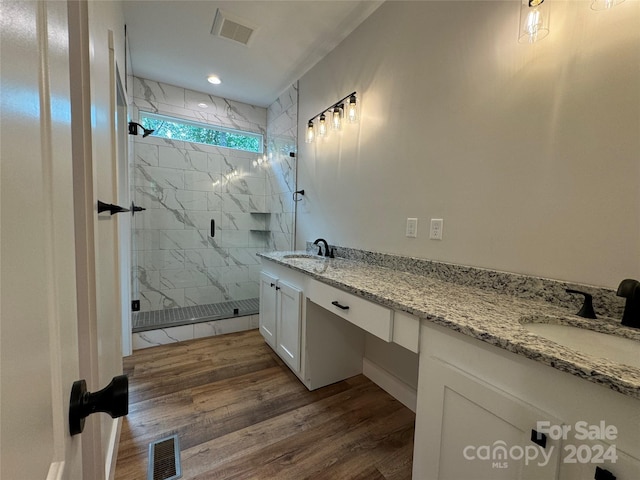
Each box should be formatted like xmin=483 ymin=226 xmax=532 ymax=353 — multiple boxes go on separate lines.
xmin=140 ymin=112 xmax=263 ymax=153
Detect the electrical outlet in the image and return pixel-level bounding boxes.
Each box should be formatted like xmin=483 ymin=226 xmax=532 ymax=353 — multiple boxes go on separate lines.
xmin=430 ymin=218 xmax=443 ymax=240
xmin=406 ymin=218 xmax=418 ymax=238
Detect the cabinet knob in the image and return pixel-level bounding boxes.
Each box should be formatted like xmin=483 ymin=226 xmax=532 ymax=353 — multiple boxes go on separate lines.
xmin=530 ymin=429 xmax=547 ymax=448
xmin=594 ymin=466 xmax=616 ymax=480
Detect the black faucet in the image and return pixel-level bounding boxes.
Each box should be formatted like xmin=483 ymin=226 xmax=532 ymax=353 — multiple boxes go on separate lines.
xmin=617 ymin=279 xmax=640 ymax=328
xmin=313 ymin=238 xmax=334 ymax=258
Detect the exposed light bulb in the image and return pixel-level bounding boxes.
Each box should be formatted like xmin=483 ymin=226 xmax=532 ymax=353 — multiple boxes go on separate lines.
xmin=518 ymin=0 xmax=549 ymax=44
xmin=305 ymin=121 xmax=315 ymax=143
xmin=318 ymin=114 xmax=328 ymax=138
xmin=332 ymin=105 xmax=342 ymax=131
xmin=347 ymin=95 xmax=358 ymax=124
xmin=526 ymin=10 xmax=541 ymax=35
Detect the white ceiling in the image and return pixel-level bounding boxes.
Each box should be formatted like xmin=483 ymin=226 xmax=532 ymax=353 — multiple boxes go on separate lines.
xmin=122 ymin=0 xmax=383 ymax=108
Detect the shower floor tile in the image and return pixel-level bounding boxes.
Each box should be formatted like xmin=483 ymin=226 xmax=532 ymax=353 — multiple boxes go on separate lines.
xmin=132 ymin=297 xmax=259 ymax=333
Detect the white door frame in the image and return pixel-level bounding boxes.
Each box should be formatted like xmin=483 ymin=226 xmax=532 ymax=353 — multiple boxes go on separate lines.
xmin=67 ymin=1 xmax=106 ymax=477
xmin=116 ymin=71 xmax=132 ymax=357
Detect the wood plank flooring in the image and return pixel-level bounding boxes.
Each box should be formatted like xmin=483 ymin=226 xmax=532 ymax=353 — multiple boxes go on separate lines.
xmin=114 ymin=329 xmax=415 ymax=480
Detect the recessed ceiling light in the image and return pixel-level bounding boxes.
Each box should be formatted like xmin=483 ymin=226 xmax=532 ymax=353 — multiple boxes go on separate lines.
xmin=207 ymin=75 xmax=222 ymax=85
xmin=198 ymin=103 xmax=208 ymax=108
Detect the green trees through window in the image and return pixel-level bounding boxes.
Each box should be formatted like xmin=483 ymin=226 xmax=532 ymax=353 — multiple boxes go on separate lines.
xmin=140 ymin=112 xmax=263 ymax=153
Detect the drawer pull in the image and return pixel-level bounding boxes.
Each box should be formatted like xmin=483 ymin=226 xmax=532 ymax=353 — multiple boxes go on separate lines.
xmin=331 ymin=301 xmax=350 ymax=310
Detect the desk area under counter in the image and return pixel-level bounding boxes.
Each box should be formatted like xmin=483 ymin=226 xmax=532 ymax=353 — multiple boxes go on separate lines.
xmin=257 ymin=249 xmax=640 ymax=480
xmin=258 ymin=254 xmax=420 ymax=406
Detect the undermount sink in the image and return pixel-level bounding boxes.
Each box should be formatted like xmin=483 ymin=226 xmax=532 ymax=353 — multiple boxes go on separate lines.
xmin=282 ymin=254 xmax=323 ymax=260
xmin=281 ymin=253 xmax=328 ymax=273
xmin=523 ymin=322 xmax=640 ymax=368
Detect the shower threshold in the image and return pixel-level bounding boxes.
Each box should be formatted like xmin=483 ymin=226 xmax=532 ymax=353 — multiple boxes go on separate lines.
xmin=132 ymin=298 xmax=259 ymax=333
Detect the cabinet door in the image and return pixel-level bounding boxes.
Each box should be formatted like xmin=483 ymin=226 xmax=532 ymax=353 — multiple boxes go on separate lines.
xmin=259 ymin=271 xmax=278 ymax=349
xmin=415 ymin=357 xmax=562 ymax=480
xmin=276 ymin=280 xmax=302 ymax=373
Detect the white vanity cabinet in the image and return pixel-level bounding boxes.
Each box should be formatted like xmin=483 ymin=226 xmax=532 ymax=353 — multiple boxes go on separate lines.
xmin=259 ymin=271 xmax=302 ymax=373
xmin=259 ymin=259 xmax=365 ymax=390
xmin=414 ymin=322 xmax=640 ymax=480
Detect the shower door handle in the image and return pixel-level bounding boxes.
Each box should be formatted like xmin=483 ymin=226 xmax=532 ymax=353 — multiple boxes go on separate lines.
xmin=131 ymin=202 xmax=146 ymax=216
xmin=210 ymin=219 xmax=215 ymax=238
xmin=97 ymin=200 xmax=130 ymax=215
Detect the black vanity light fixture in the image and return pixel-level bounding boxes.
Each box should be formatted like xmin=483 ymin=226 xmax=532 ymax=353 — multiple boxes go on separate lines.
xmin=128 ymin=121 xmax=155 ymax=138
xmin=305 ymin=91 xmax=357 ymax=144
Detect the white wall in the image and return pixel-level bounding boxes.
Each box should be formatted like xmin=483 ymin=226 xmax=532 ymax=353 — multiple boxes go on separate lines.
xmin=297 ymin=1 xmax=640 ymax=288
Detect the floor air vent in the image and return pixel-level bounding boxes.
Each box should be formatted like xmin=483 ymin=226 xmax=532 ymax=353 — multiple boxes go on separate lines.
xmin=148 ymin=435 xmax=182 ymax=480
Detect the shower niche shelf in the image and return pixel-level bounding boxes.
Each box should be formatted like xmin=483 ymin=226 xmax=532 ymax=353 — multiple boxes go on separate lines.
xmin=249 ymin=212 xmax=270 ymax=233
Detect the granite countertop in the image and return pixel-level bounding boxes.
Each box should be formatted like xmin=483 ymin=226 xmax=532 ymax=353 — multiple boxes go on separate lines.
xmin=258 ymin=251 xmax=640 ymax=400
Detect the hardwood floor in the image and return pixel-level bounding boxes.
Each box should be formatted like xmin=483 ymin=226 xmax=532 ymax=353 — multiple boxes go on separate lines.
xmin=114 ymin=329 xmax=415 ymax=480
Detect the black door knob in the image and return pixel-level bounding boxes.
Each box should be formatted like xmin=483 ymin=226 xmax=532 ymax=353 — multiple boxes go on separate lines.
xmin=69 ymin=375 xmax=129 ymax=436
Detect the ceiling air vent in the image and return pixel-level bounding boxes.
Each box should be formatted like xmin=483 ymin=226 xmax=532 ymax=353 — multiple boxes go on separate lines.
xmin=211 ymin=9 xmax=258 ymax=47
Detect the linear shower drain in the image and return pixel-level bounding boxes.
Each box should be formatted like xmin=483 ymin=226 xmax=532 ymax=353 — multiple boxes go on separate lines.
xmin=147 ymin=434 xmax=182 ymax=480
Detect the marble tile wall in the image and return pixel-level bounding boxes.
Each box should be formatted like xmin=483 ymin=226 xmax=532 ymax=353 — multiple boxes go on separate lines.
xmin=265 ymin=83 xmax=298 ymax=251
xmin=132 ymin=314 xmax=260 ymax=350
xmin=131 ymin=77 xmax=271 ymax=312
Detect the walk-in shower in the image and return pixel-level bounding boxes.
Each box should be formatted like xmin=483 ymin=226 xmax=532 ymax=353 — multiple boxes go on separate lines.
xmin=129 ymin=78 xmax=297 ymax=335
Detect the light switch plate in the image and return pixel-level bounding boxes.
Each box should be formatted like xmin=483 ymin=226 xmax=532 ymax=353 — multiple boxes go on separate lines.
xmin=406 ymin=218 xmax=418 ymax=238
xmin=430 ymin=218 xmax=443 ymax=240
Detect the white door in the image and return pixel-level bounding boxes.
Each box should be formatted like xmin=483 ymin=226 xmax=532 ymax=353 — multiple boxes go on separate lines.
xmin=1 ymin=1 xmax=84 ymax=478
xmin=1 ymin=1 xmax=124 ymax=478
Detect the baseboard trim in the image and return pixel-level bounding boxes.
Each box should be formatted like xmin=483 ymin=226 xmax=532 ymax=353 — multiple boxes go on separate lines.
xmin=363 ymin=358 xmax=417 ymax=412
xmin=105 ymin=417 xmax=123 ymax=480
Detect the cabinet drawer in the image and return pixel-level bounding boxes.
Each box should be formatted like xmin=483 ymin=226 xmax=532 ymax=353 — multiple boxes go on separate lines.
xmin=307 ymin=279 xmax=393 ymax=341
